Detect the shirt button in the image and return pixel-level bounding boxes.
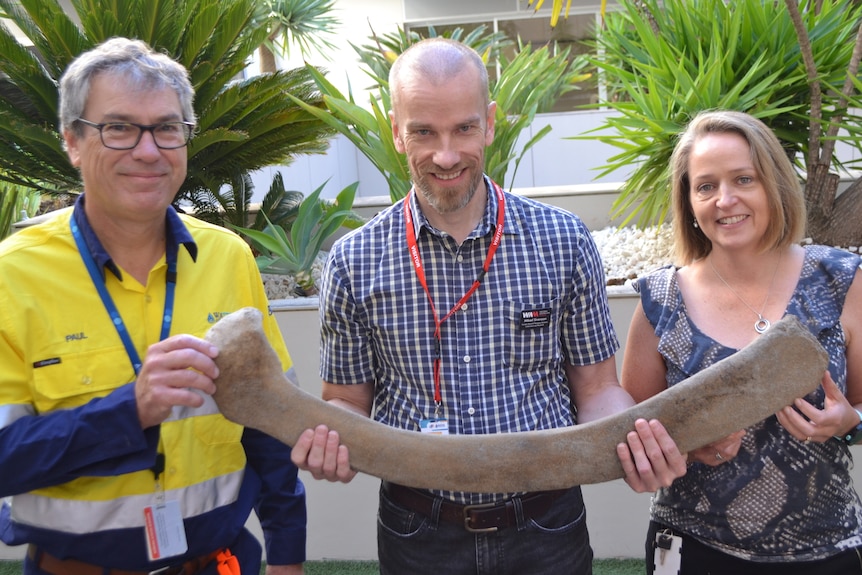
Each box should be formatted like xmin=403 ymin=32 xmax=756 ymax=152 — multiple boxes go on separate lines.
xmin=145 ymin=295 xmax=152 ymax=303
xmin=463 ymin=355 xmax=471 ymax=363
xmin=457 ymin=255 xmax=464 ymax=262
xmin=460 ymin=303 xmax=468 ymax=311
xmin=81 ymin=376 xmax=92 ymax=385
xmin=467 ymin=407 xmax=475 ymax=415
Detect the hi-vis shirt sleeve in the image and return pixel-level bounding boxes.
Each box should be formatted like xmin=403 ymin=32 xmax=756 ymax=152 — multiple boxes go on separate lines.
xmin=0 ymin=381 xmax=157 ymax=497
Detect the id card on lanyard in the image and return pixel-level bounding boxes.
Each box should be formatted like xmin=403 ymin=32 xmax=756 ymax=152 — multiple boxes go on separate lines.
xmin=404 ymin=180 xmax=505 ymax=433
xmin=70 ymin=217 xmax=188 ymax=560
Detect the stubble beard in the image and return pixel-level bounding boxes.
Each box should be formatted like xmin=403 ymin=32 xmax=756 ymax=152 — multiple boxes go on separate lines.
xmin=413 ymin=167 xmax=484 ymax=215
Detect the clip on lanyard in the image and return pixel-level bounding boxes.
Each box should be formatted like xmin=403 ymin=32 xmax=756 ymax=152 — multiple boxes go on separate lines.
xmin=404 ymin=181 xmax=505 ymax=416
xmin=70 ymin=218 xmax=177 ymax=375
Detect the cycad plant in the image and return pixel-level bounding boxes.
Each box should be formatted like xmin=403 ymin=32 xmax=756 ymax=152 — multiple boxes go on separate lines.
xmin=0 ymin=0 xmax=334 ymax=217
xmin=579 ymin=0 xmax=862 ymax=246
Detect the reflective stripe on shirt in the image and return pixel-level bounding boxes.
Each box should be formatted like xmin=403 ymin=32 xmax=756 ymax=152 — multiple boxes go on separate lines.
xmin=10 ymin=467 xmax=244 ymax=533
xmin=0 ymin=404 xmax=34 ymax=428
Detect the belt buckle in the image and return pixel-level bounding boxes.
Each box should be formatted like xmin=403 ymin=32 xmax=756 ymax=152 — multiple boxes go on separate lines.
xmin=462 ymin=501 xmax=500 ymax=533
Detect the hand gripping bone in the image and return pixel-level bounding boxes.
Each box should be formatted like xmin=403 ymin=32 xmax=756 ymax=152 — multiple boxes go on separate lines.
xmin=208 ymin=308 xmax=827 ymax=493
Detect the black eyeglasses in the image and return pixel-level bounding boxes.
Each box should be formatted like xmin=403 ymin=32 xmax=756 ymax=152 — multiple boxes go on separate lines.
xmin=75 ymin=118 xmax=195 ymax=150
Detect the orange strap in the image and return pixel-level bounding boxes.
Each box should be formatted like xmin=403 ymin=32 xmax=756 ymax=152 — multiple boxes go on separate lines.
xmin=216 ymin=549 xmax=241 ymax=575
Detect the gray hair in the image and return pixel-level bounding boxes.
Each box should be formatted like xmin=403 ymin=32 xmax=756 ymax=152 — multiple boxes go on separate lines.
xmin=389 ymin=37 xmax=489 ymax=111
xmin=59 ymin=37 xmax=195 ymax=135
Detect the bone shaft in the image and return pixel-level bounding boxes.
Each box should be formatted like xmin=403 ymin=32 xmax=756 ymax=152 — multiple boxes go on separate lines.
xmin=209 ymin=310 xmax=826 ymax=493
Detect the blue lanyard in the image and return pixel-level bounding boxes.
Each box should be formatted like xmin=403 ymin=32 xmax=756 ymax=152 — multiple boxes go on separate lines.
xmin=70 ymin=219 xmax=176 ymax=375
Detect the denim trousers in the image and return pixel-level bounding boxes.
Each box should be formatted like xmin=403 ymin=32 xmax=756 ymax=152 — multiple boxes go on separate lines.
xmin=646 ymin=521 xmax=862 ymax=575
xmin=377 ymin=483 xmax=593 ymax=575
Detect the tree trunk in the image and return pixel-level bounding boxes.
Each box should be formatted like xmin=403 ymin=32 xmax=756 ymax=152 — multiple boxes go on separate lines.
xmin=259 ymin=45 xmax=277 ymax=74
xmin=804 ymin=169 xmax=862 ymax=247
xmin=819 ymin=177 xmax=862 ymax=248
xmin=804 ymin=163 xmax=837 ymax=220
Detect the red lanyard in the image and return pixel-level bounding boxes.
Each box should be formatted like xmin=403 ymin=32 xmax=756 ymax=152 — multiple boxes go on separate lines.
xmin=404 ymin=181 xmax=505 ymax=413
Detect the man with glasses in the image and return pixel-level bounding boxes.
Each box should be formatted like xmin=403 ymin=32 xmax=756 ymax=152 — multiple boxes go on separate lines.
xmin=74 ymin=118 xmax=196 ymax=151
xmin=0 ymin=38 xmax=306 ymax=575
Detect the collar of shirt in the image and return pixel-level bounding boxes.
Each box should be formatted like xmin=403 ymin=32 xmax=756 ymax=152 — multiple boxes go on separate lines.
xmin=72 ymin=194 xmax=197 ymax=281
xmin=407 ymin=175 xmax=516 ymax=241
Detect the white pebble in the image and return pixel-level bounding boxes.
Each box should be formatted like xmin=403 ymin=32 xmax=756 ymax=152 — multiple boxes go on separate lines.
xmin=591 ymin=224 xmax=674 ymax=284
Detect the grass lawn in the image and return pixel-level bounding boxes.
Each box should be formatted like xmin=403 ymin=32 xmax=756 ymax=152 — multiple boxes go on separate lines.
xmin=1 ymin=558 xmax=644 ymax=574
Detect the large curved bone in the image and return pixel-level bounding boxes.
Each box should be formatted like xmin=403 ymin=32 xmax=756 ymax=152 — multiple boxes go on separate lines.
xmin=209 ymin=308 xmax=827 ymax=493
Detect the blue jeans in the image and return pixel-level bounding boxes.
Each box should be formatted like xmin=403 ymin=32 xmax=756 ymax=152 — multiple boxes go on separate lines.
xmin=378 ymin=484 xmax=593 ymax=575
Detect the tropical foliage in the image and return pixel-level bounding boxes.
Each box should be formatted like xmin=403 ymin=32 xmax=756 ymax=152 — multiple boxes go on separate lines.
xmin=184 ymin=170 xmax=303 ymax=230
xmin=232 ymin=180 xmax=359 ymax=294
xmin=288 ymin=24 xmax=589 ymax=201
xmin=350 ymin=24 xmax=510 ymax=91
xmin=579 ymin=0 xmax=862 ymax=246
xmin=252 ymin=0 xmax=340 ymax=73
xmin=0 ymin=0 xmax=334 ymax=216
xmin=0 ymin=181 xmax=40 ymax=240
xmin=525 ymin=0 xmax=578 ymax=29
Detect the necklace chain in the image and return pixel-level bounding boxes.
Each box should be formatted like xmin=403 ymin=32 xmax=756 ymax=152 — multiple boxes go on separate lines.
xmin=709 ymin=253 xmax=781 ymax=334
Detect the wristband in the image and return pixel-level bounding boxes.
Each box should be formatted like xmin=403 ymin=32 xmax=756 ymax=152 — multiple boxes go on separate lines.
xmin=838 ymin=409 xmax=862 ymax=446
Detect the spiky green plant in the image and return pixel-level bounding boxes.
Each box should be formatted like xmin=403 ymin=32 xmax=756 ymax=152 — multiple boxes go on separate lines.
xmin=231 ymin=180 xmax=360 ymax=294
xmin=182 ymin=170 xmax=305 ymax=231
xmin=485 ymin=39 xmax=588 ymax=186
xmin=578 ymin=0 xmax=862 ymax=246
xmin=349 ymin=24 xmax=511 ymax=92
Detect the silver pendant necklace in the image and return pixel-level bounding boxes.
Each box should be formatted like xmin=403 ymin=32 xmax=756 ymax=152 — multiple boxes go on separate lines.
xmin=709 ymin=253 xmax=781 ymax=334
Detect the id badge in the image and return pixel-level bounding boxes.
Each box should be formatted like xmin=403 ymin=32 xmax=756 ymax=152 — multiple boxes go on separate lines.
xmin=419 ymin=418 xmax=449 ymax=435
xmin=143 ymin=500 xmax=188 ymax=561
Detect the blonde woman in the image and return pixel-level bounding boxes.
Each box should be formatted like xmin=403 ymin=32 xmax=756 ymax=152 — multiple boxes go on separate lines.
xmin=622 ymin=110 xmax=862 ymax=574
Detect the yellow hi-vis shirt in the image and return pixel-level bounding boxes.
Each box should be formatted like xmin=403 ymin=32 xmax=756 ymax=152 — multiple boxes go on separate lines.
xmin=0 ymin=205 xmax=295 ymax=550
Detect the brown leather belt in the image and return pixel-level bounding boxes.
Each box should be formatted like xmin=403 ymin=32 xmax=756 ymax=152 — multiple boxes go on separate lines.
xmin=384 ymin=482 xmax=568 ymax=533
xmin=27 ymin=545 xmax=220 ymax=575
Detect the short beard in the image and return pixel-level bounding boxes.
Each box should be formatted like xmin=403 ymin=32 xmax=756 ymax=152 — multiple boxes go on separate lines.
xmin=413 ymin=169 xmax=484 ymax=214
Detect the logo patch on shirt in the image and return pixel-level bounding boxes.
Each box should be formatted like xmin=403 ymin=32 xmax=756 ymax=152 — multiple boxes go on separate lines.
xmin=519 ymin=308 xmax=551 ymax=329
xmin=65 ymin=332 xmax=88 ymax=342
xmin=34 ymin=357 xmax=62 ymax=369
xmin=207 ymin=311 xmax=231 ymax=324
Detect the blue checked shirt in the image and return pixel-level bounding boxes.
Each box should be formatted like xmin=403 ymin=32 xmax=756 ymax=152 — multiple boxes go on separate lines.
xmin=319 ymin=177 xmax=619 ymax=503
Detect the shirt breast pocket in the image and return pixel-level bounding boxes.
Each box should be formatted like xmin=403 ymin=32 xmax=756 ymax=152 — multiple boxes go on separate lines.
xmin=501 ymin=299 xmax=561 ymax=372
xmin=31 ymin=346 xmax=135 ymax=413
